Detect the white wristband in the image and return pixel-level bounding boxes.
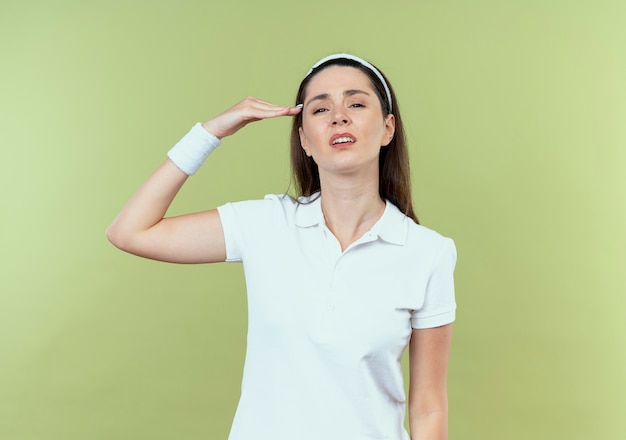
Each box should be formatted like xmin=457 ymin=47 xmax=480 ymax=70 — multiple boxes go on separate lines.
xmin=167 ymin=122 xmax=221 ymax=175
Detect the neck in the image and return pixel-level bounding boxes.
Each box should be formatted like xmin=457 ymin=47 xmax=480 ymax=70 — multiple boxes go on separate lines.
xmin=318 ymin=171 xmax=385 ymax=251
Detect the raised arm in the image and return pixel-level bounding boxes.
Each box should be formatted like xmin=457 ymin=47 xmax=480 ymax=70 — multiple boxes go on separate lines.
xmin=106 ymin=97 xmax=301 ymax=264
xmin=408 ymin=324 xmax=453 ymax=440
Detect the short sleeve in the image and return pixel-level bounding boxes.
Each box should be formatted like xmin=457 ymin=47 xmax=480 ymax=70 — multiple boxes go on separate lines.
xmin=216 ymin=202 xmax=244 ymax=262
xmin=411 ymin=238 xmax=457 ymax=329
xmin=216 ymin=195 xmax=291 ymax=263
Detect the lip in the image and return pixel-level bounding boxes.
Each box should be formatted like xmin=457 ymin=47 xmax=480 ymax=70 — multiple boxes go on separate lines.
xmin=329 ymin=132 xmax=357 ymax=148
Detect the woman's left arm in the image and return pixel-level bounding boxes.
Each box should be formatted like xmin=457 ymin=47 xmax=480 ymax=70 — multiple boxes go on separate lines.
xmin=408 ymin=324 xmax=453 ymax=440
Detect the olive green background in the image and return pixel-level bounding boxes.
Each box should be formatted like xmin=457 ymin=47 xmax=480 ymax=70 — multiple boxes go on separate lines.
xmin=1 ymin=0 xmax=624 ymax=439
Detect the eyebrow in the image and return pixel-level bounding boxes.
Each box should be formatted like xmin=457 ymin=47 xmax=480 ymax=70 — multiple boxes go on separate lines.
xmin=305 ymin=89 xmax=371 ymax=106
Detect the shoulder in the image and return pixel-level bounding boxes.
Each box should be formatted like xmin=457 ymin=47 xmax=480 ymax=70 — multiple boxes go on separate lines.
xmin=217 ymin=194 xmax=299 ymax=226
xmin=383 ymin=202 xmax=454 ymax=252
xmin=403 ymin=216 xmax=456 ymax=264
xmin=219 ymin=193 xmax=296 ymax=209
xmin=409 ymin=222 xmax=453 ymax=246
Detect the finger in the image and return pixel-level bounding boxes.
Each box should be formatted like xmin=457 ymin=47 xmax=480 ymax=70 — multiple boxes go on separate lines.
xmin=242 ymin=97 xmax=288 ymax=111
xmin=263 ymin=105 xmax=302 ymax=118
xmin=249 ymin=102 xmax=293 ymax=114
xmin=246 ymin=97 xmax=299 ymax=112
xmin=286 ymin=106 xmax=303 ymax=116
xmin=245 ymin=104 xmax=296 ymax=119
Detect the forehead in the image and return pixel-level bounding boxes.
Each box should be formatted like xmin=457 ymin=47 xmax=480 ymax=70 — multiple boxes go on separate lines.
xmin=304 ymin=65 xmax=375 ymax=96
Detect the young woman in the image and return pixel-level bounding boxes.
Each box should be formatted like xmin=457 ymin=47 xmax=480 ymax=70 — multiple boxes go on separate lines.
xmin=107 ymin=53 xmax=457 ymax=440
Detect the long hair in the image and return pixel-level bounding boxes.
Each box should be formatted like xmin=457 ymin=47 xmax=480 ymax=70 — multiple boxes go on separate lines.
xmin=289 ymin=57 xmax=418 ymax=223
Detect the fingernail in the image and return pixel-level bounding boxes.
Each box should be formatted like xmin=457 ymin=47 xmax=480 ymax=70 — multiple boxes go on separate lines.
xmin=296 ymin=103 xmax=303 ymax=108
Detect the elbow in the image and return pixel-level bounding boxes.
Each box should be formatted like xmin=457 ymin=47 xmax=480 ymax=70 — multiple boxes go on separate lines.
xmin=106 ymin=222 xmax=152 ymax=258
xmin=410 ymin=394 xmax=449 ymax=420
xmin=105 ymin=224 xmax=121 ymax=248
xmin=408 ymin=405 xmax=448 ymax=440
xmin=105 ymin=223 xmax=131 ymax=251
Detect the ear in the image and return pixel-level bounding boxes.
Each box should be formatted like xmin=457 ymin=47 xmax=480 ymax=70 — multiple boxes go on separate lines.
xmin=381 ymin=114 xmax=396 ymax=147
xmin=299 ymin=127 xmax=312 ymax=157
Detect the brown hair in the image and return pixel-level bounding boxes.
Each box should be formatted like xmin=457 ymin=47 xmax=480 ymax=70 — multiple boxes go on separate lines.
xmin=289 ymin=57 xmax=418 ymax=223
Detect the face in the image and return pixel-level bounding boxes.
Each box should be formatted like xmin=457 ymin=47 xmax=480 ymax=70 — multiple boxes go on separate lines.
xmin=298 ymin=66 xmax=395 ymax=178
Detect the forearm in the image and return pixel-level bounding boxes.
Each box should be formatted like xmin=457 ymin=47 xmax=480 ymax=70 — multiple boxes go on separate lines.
xmin=409 ymin=409 xmax=448 ymax=440
xmin=106 ymin=159 xmax=188 ymax=248
xmin=408 ymin=326 xmax=453 ymax=440
xmin=107 ymin=120 xmax=221 ymax=249
xmin=106 ymin=99 xmax=300 ymax=260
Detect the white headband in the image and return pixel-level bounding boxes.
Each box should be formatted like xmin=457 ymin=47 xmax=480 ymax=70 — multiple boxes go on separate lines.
xmin=305 ymin=53 xmax=393 ymax=113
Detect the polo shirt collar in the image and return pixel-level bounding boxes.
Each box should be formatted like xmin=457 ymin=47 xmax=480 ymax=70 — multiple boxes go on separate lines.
xmin=294 ymin=193 xmax=408 ymax=246
xmin=371 ymin=201 xmax=408 ymax=246
xmin=294 ymin=193 xmax=324 ymax=228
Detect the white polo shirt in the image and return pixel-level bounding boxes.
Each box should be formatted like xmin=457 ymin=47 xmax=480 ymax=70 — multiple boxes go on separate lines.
xmin=217 ymin=193 xmax=456 ymax=440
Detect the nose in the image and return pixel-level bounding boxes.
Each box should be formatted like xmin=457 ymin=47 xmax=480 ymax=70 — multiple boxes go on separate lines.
xmin=331 ymin=107 xmax=350 ymax=126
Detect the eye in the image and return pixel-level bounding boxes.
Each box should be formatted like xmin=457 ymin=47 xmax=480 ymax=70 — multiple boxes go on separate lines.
xmin=349 ymin=103 xmax=365 ymax=108
xmin=312 ymin=107 xmax=328 ymax=114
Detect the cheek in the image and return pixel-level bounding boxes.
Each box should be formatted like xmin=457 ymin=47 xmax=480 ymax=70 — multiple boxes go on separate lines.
xmin=300 ymin=120 xmax=321 ymax=143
